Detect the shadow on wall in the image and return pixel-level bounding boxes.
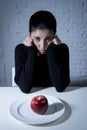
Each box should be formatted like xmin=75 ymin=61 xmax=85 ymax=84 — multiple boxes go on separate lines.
xmin=69 ymin=80 xmax=87 ymax=87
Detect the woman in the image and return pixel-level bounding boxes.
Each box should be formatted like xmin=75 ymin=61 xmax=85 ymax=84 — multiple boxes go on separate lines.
xmin=14 ymin=10 xmax=70 ymax=93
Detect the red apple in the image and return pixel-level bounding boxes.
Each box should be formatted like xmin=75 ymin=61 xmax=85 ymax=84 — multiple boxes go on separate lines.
xmin=30 ymin=95 xmax=48 ymax=114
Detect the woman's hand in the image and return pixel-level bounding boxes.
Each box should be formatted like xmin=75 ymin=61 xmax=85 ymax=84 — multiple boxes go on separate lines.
xmin=52 ymin=35 xmax=61 ymax=45
xmin=23 ymin=36 xmax=33 ymax=47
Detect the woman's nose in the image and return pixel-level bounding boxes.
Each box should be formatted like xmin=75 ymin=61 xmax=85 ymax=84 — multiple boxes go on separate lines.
xmin=40 ymin=41 xmax=46 ymax=49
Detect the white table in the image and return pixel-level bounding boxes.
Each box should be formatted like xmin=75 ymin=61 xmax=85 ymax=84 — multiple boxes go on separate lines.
xmin=0 ymin=86 xmax=87 ymax=130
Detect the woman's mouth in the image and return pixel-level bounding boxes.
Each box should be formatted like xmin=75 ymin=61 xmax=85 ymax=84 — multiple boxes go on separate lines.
xmin=39 ymin=49 xmax=46 ymax=54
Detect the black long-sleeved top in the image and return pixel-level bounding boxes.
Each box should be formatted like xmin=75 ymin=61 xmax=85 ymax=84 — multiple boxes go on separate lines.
xmin=14 ymin=43 xmax=70 ymax=93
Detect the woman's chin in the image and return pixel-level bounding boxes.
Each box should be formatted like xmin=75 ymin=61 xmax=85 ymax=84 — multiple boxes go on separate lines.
xmin=40 ymin=51 xmax=46 ymax=54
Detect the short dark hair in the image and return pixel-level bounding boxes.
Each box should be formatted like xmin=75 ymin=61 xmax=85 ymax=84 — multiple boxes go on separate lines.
xmin=29 ymin=10 xmax=57 ymax=34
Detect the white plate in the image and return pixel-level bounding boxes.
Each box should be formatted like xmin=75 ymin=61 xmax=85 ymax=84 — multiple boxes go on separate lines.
xmin=10 ymin=94 xmax=65 ymax=125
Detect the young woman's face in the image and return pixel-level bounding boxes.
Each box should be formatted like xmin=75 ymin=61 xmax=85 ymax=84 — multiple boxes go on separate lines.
xmin=31 ymin=29 xmax=54 ymax=54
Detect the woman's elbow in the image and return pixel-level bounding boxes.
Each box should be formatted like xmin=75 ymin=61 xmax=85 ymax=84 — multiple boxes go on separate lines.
xmin=55 ymin=79 xmax=70 ymax=92
xmin=55 ymin=86 xmax=66 ymax=92
xmin=19 ymin=87 xmax=31 ymax=93
xmin=15 ymin=80 xmax=32 ymax=93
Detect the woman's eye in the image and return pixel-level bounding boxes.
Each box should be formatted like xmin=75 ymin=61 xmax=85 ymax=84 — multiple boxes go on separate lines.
xmin=46 ymin=38 xmax=51 ymax=42
xmin=35 ymin=37 xmax=40 ymax=41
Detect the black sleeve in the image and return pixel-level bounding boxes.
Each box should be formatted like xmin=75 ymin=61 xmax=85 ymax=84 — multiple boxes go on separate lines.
xmin=47 ymin=43 xmax=70 ymax=92
xmin=14 ymin=44 xmax=36 ymax=93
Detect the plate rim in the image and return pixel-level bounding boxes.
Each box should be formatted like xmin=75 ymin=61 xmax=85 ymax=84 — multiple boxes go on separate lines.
xmin=10 ymin=94 xmax=65 ymax=125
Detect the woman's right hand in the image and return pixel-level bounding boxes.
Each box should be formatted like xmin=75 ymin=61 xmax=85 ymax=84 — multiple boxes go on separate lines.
xmin=23 ymin=36 xmax=33 ymax=47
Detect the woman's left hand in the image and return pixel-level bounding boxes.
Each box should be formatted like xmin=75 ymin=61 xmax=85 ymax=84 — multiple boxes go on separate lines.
xmin=52 ymin=35 xmax=61 ymax=45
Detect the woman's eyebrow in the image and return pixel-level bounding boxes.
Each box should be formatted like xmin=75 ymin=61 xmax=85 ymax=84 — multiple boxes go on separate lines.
xmin=34 ymin=36 xmax=40 ymax=38
xmin=45 ymin=35 xmax=54 ymax=39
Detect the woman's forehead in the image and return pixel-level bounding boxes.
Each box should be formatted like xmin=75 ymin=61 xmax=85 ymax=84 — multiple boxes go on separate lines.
xmin=31 ymin=29 xmax=54 ymax=37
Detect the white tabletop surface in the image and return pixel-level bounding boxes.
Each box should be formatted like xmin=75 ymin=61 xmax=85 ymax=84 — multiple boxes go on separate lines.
xmin=0 ymin=86 xmax=87 ymax=130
